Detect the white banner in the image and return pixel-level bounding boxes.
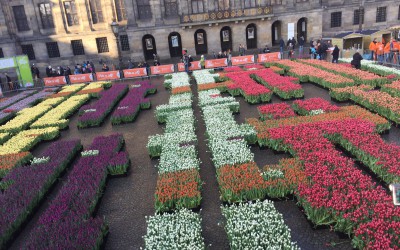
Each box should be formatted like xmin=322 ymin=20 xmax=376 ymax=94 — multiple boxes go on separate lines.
xmin=0 ymin=58 xmax=15 ymax=69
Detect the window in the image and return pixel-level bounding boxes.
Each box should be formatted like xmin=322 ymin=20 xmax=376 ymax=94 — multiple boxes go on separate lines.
xmin=39 ymin=3 xmax=54 ymax=29
xmin=353 ymin=9 xmax=364 ymax=25
xmin=137 ymin=0 xmax=152 ymax=19
xmin=192 ymin=0 xmax=203 ymax=14
xmin=46 ymin=42 xmax=60 ymax=58
xmin=331 ymin=12 xmax=342 ymax=28
xmin=0 ymin=48 xmax=4 ymax=58
xmin=71 ymin=39 xmax=85 ymax=55
xmin=89 ymin=0 xmax=103 ymax=24
xmin=376 ymin=6 xmax=386 ymax=22
xmin=21 ymin=44 xmax=35 ymax=60
xmin=64 ymin=1 xmax=79 ymax=26
xmin=96 ymin=37 xmax=109 ymax=53
xmin=12 ymin=6 xmax=30 ymax=32
xmin=215 ymin=0 xmax=229 ymax=11
xmin=165 ymin=0 xmax=178 ymax=16
xmin=244 ymin=0 xmax=256 ymax=8
xmin=114 ymin=0 xmax=127 ymax=21
xmin=120 ymin=35 xmax=130 ymax=51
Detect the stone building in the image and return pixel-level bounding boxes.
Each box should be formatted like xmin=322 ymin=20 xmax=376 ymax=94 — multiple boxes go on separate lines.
xmin=0 ymin=0 xmax=398 ymax=68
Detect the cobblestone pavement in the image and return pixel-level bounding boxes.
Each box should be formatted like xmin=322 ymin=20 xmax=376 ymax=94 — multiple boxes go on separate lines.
xmin=9 ymin=78 xmax=399 ymax=250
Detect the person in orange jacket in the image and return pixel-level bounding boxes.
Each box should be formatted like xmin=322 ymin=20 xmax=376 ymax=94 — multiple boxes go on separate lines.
xmin=369 ymin=38 xmax=377 ymax=61
xmin=384 ymin=41 xmax=391 ymax=63
xmin=393 ymin=39 xmax=400 ymax=65
xmin=376 ymin=40 xmax=384 ymax=63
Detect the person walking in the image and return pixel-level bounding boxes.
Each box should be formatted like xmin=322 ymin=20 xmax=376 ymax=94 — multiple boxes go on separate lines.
xmin=298 ymin=36 xmax=305 ymax=57
xmin=331 ymin=45 xmax=340 ymax=63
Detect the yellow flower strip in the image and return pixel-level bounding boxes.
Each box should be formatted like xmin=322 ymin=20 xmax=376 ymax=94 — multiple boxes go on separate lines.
xmin=31 ymin=94 xmax=90 ymax=129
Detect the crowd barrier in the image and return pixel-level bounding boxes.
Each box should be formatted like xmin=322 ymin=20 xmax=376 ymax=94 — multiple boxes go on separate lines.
xmin=42 ymin=52 xmax=280 ymax=87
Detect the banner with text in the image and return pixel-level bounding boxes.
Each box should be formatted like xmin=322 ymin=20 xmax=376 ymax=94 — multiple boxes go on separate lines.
xmin=205 ymin=58 xmax=228 ymax=69
xmin=178 ymin=61 xmax=202 ymax=71
xmin=44 ymin=76 xmax=67 ymax=86
xmin=150 ymin=64 xmax=175 ymax=75
xmin=96 ymin=71 xmax=121 ymax=81
xmin=69 ymin=73 xmax=94 ymax=84
xmin=258 ymin=52 xmax=280 ymax=63
xmin=123 ymin=68 xmax=147 ymax=78
xmin=232 ymin=55 xmax=255 ymax=66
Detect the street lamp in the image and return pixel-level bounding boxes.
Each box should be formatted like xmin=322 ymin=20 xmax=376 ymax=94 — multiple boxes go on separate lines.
xmin=111 ymin=20 xmax=122 ymax=70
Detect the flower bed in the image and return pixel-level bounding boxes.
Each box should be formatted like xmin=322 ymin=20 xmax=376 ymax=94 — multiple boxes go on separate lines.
xmin=224 ymin=66 xmax=243 ymax=72
xmin=155 ymin=92 xmax=193 ymax=123
xmin=0 ymin=90 xmax=36 ymax=111
xmin=329 ymin=84 xmax=374 ymax=101
xmin=78 ymin=84 xmax=128 ymax=128
xmin=217 ymin=162 xmax=267 ymax=202
xmin=250 ymin=117 xmax=400 ymax=249
xmin=299 ymin=59 xmax=387 ymax=86
xmin=350 ymin=89 xmax=400 ymax=124
xmin=31 ymin=94 xmax=90 ymax=129
xmin=268 ymin=65 xmax=285 ymax=74
xmin=155 ymin=169 xmax=202 ymax=212
xmin=75 ymin=81 xmax=111 ymax=97
xmin=198 ymin=90 xmax=239 ymax=113
xmin=47 ymin=83 xmax=86 ymax=98
xmin=143 ymin=209 xmax=205 ymax=250
xmin=292 ymin=97 xmax=340 ymax=116
xmin=24 ymin=134 xmax=127 ymax=249
xmin=111 ymin=81 xmax=155 ymax=125
xmin=270 ymin=60 xmax=355 ymax=88
xmin=244 ymin=64 xmax=265 ymax=70
xmin=0 ymin=152 xmax=32 ymax=178
xmin=263 ymin=158 xmax=306 ymax=198
xmin=164 ymin=72 xmax=190 ymax=89
xmin=0 ymin=140 xmax=81 ymax=247
xmin=0 ymin=97 xmax=64 ymax=134
xmin=257 ymin=103 xmax=296 ymax=120
xmin=250 ymin=69 xmax=304 ymax=99
xmin=222 ymin=200 xmax=299 ymax=250
xmin=224 ymin=71 xmax=273 ymax=104
xmin=339 ymin=58 xmax=400 ymax=77
xmin=381 ymin=80 xmax=400 ymax=98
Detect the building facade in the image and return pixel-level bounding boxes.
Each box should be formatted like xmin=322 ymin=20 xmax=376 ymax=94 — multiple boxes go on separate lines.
xmin=0 ymin=0 xmax=398 ymax=68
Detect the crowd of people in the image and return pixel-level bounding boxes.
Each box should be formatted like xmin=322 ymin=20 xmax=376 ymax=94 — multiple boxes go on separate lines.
xmin=369 ymin=38 xmax=400 ymax=64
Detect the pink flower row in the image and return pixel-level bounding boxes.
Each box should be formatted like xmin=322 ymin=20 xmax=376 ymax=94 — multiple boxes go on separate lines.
xmin=293 ymin=98 xmax=340 ymax=112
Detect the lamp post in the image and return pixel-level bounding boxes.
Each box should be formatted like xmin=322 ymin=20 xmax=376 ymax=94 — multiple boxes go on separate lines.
xmin=111 ymin=20 xmax=122 ymax=70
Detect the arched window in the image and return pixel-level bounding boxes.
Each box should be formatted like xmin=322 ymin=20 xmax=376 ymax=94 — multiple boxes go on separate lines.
xmin=90 ymin=0 xmax=103 ymax=24
xmin=194 ymin=29 xmax=207 ymax=55
xmin=142 ymin=34 xmax=157 ymax=60
xmin=246 ymin=23 xmax=257 ymax=49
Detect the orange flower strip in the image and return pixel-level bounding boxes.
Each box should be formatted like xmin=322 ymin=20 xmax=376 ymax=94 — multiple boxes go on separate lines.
xmin=262 ymin=158 xmax=307 ymax=198
xmin=76 ymin=87 xmax=104 ymax=96
xmin=329 ymin=84 xmax=374 ymax=101
xmin=217 ymin=162 xmax=267 ymax=202
xmin=0 ymin=151 xmax=32 ymax=177
xmin=155 ymin=168 xmax=202 ymax=212
xmin=171 ymin=86 xmax=191 ymax=95
xmin=197 ymin=82 xmax=228 ymax=91
xmin=298 ymin=59 xmax=386 ymax=86
xmin=47 ymin=92 xmax=74 ymax=99
xmin=271 ymin=60 xmax=355 ymax=88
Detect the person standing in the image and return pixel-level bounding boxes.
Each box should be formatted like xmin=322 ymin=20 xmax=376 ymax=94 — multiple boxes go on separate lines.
xmin=46 ymin=65 xmax=52 ymax=77
xmin=102 ymin=64 xmax=110 ymax=71
xmin=31 ymin=64 xmax=40 ymax=79
xmin=5 ymin=73 xmax=12 ymax=90
xmin=227 ymin=49 xmax=232 ymax=66
xmin=279 ymin=38 xmax=285 ymax=58
xmin=331 ymin=45 xmax=340 ymax=63
xmin=376 ymin=40 xmax=384 ymax=63
xmin=384 ymin=40 xmax=391 ymax=63
xmin=183 ymin=54 xmax=189 ymax=73
xmin=298 ymin=36 xmax=305 ymax=57
xmin=292 ymin=37 xmax=297 ymax=50
xmin=369 ymin=38 xmax=377 ymax=61
xmin=239 ymin=44 xmax=244 ymax=56
xmin=200 ymin=55 xmax=205 ymax=69
xmin=128 ymin=59 xmax=134 ymax=69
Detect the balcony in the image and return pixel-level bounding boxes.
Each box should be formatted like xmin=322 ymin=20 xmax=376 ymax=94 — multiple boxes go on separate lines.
xmin=180 ymin=7 xmax=273 ymax=25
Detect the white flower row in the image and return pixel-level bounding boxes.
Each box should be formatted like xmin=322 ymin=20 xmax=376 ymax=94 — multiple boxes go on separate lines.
xmin=221 ymin=200 xmax=299 ymax=250
xmin=81 ymin=149 xmax=99 ymax=157
xmin=30 ymin=156 xmax=50 ymax=165
xmin=164 ymin=72 xmax=190 ymax=89
xmin=309 ymin=109 xmax=324 ymax=115
xmin=262 ymin=169 xmax=284 ymax=180
xmin=158 ymin=144 xmax=200 ymax=173
xmin=193 ymin=69 xmax=220 ymax=85
xmin=209 ymin=138 xmax=254 ymax=168
xmin=198 ymin=90 xmax=238 ymax=108
xmin=143 ymin=209 xmax=205 ymax=250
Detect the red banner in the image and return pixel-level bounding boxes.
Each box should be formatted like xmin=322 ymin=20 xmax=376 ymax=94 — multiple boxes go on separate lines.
xmin=96 ymin=71 xmax=121 ymax=81
xmin=177 ymin=61 xmax=202 ymax=72
xmin=205 ymin=58 xmax=228 ymax=68
xmin=258 ymin=52 xmax=280 ymax=63
xmin=232 ymin=55 xmax=255 ymax=66
xmin=150 ymin=64 xmax=175 ymax=75
xmin=69 ymin=73 xmax=94 ymax=84
xmin=123 ymin=68 xmax=147 ymax=78
xmin=43 ymin=76 xmax=67 ymax=86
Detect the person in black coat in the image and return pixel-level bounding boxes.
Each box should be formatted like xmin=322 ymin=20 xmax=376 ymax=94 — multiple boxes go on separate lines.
xmin=351 ymin=52 xmax=363 ymax=69
xmin=331 ymin=45 xmax=340 ymax=63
